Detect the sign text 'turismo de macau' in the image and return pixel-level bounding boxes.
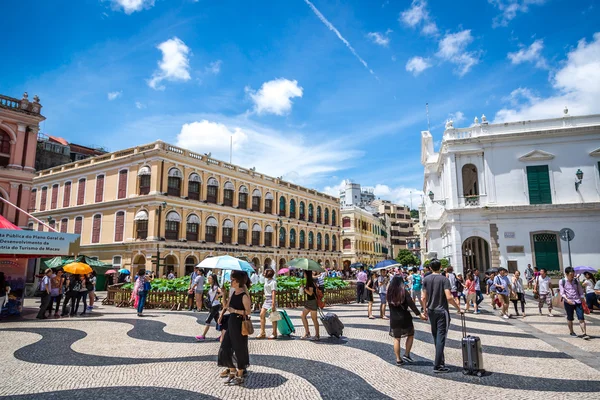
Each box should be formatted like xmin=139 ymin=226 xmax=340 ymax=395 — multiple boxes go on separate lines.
xmin=0 ymin=229 xmax=80 ymax=256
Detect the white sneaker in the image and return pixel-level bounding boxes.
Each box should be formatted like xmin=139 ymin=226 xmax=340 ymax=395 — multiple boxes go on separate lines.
xmin=548 ymin=313 xmax=554 ymax=317
xmin=503 ymin=314 xmax=509 ymax=320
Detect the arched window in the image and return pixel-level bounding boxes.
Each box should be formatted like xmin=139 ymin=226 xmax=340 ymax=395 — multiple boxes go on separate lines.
xmin=138 ymin=166 xmax=151 ymax=195
xmin=343 ymin=238 xmax=351 ymax=250
xmin=223 ymin=181 xmax=234 ymax=207
xmin=114 ymin=211 xmax=125 ymax=242
xmin=317 ymin=232 xmax=322 ymax=250
xmin=289 ymin=199 xmax=296 ymax=218
xmin=279 ymin=227 xmax=286 ymax=248
xmin=332 ymin=235 xmax=337 ymax=251
xmin=265 ymin=225 xmax=274 ymax=247
xmin=299 ymin=230 xmax=306 ymax=249
xmin=167 ymin=168 xmax=182 ymax=196
xmin=74 ymin=216 xmax=83 ymax=235
xmin=165 ymin=211 xmax=181 ymax=240
xmin=289 ymin=228 xmax=296 ymax=248
xmin=308 ymin=204 xmax=314 ymax=222
xmin=299 ymin=201 xmax=306 ymax=220
xmin=265 ymin=193 xmax=274 ymax=214
xmin=238 ymin=185 xmax=249 ymax=209
xmin=185 ymin=256 xmax=197 ymax=276
xmin=342 ymin=217 xmax=351 ymax=228
xmin=332 ymin=210 xmax=337 ymax=226
xmin=0 ymin=130 xmax=11 ymax=154
xmin=279 ymin=196 xmax=286 ymax=217
xmin=324 ymin=208 xmax=329 ymax=225
xmin=117 ymin=170 xmax=128 ymax=199
xmin=91 ymin=214 xmax=102 ymax=244
xmin=317 ymin=206 xmax=322 ymax=224
xmin=40 ymin=186 xmax=48 ymax=211
xmin=188 ymin=173 xmax=201 ymax=201
xmin=462 ymin=164 xmax=479 ymax=203
xmin=238 ymin=221 xmax=248 ymax=245
xmin=252 ymin=223 xmax=261 ymax=245
xmin=186 ymin=214 xmax=200 ymax=241
xmin=207 ymin=178 xmax=219 ymax=204
xmin=308 ymin=232 xmax=314 ymax=249
xmin=134 ymin=210 xmax=148 ymax=239
xmin=252 ymin=189 xmax=261 ymax=211
xmin=325 ymin=234 xmax=330 ymax=251
xmin=60 ymin=218 xmax=68 ymax=233
xmin=222 ymin=219 xmax=234 ymax=243
xmin=205 ymin=217 xmax=218 ymax=242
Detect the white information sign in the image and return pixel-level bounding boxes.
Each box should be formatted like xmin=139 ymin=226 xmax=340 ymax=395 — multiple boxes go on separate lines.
xmin=0 ymin=229 xmax=80 ymax=256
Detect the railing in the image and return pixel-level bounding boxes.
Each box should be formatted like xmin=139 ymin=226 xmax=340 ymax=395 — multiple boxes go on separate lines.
xmin=0 ymin=95 xmax=20 ymax=109
xmin=464 ymin=195 xmax=480 ymax=207
xmin=102 ymin=284 xmax=356 ymax=310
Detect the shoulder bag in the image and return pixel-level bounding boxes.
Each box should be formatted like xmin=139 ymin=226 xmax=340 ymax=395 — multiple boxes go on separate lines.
xmin=241 ymin=309 xmax=254 ymax=336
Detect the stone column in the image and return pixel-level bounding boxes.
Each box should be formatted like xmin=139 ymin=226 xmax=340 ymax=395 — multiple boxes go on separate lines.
xmin=7 ymin=183 xmax=19 ymax=222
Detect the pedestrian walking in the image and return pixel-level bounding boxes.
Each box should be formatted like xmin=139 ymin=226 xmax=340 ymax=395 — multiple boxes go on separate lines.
xmin=582 ymin=272 xmax=600 ymax=313
xmin=493 ymin=268 xmax=512 ymax=319
xmin=456 ymin=273 xmax=467 ymax=305
xmin=192 ymin=269 xmax=206 ymax=311
xmin=196 ymin=274 xmax=223 ymax=340
xmin=0 ymin=272 xmax=9 ymax=316
xmin=366 ymin=273 xmax=376 ymax=319
xmin=421 ymin=259 xmax=462 ymax=373
xmin=446 ymin=266 xmax=459 ymax=301
xmin=388 ymin=275 xmax=427 ymax=366
xmin=378 ymin=271 xmax=389 ymax=320
xmin=132 ymin=269 xmax=148 ymax=317
xmin=48 ymin=269 xmax=64 ymax=318
xmin=300 ymin=270 xmax=320 ymax=341
xmin=473 ymin=270 xmax=484 ymax=312
xmin=411 ymin=267 xmax=424 ymax=311
xmin=560 ymin=267 xmax=590 ymax=340
xmin=74 ymin=274 xmax=90 ymax=316
xmin=87 ymin=271 xmax=97 ymax=310
xmin=256 ymin=268 xmax=278 ymax=339
xmin=534 ymin=268 xmax=555 ymax=316
xmin=36 ymin=269 xmax=53 ymax=319
xmin=316 ymin=270 xmax=326 ymax=295
xmin=65 ymin=274 xmax=82 ymax=317
xmin=356 ymin=267 xmax=367 ymax=303
xmin=464 ymin=273 xmax=477 ymax=313
xmin=188 ymin=266 xmax=199 ymax=311
xmin=525 ymin=264 xmax=534 ymax=290
xmin=511 ymin=270 xmax=526 ymax=317
xmin=217 ymin=270 xmax=251 ymax=386
xmin=486 ymin=272 xmax=498 ymax=310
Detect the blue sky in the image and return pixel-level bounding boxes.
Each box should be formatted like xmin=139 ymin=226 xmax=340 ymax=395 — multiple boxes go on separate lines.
xmin=2 ymin=0 xmax=599 ymax=207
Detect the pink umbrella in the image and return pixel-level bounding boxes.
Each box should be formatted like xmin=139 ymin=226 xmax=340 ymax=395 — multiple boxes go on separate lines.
xmin=278 ymin=268 xmax=290 ymax=275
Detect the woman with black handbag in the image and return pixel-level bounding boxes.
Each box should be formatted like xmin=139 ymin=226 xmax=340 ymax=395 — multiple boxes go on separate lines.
xmin=217 ymin=271 xmax=251 ymax=386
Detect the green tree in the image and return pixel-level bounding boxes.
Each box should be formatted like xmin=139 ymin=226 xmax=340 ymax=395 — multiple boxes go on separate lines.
xmin=410 ymin=209 xmax=419 ymax=219
xmin=396 ymin=249 xmax=420 ymax=266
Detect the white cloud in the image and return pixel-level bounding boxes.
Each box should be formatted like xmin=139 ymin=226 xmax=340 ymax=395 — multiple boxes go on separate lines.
xmin=148 ymin=37 xmax=191 ymax=91
xmin=448 ymin=111 xmax=465 ymax=124
xmin=399 ymin=0 xmax=438 ymax=36
xmin=495 ymin=32 xmax=600 ymax=122
xmin=135 ymin=101 xmax=146 ymax=109
xmin=489 ymin=0 xmax=547 ymax=27
xmin=110 ymin=0 xmax=155 ymax=14
xmin=107 ymin=91 xmax=122 ymax=101
xmin=367 ymin=30 xmax=392 ymax=47
xmin=175 ymin=116 xmax=361 ymax=185
xmin=507 ymin=39 xmax=548 ymax=69
xmin=323 ymin=180 xmax=349 ymax=197
xmin=246 ymin=78 xmax=303 ymax=116
xmin=405 ymin=56 xmax=431 ymax=76
xmin=436 ymin=30 xmax=479 ymax=76
xmin=206 ymin=60 xmax=222 ymax=75
xmin=371 ymin=184 xmax=423 ymax=208
xmin=303 ymin=0 xmax=376 ymax=76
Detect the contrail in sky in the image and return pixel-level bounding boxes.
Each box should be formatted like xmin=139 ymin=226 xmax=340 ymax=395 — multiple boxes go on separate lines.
xmin=303 ymin=0 xmax=376 ymax=77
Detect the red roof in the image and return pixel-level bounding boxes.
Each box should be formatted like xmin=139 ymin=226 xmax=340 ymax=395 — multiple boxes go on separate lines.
xmin=48 ymin=135 xmax=69 ymax=146
xmin=0 ymin=215 xmax=20 ymax=230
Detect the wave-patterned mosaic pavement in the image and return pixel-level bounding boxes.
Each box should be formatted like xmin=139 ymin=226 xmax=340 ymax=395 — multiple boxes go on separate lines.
xmin=1 ymin=297 xmax=599 ymax=399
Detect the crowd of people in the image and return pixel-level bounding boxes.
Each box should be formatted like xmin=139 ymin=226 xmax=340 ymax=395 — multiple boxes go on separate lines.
xmin=35 ymin=268 xmax=98 ymax=319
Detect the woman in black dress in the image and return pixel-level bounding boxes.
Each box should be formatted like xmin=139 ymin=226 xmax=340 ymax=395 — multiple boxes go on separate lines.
xmin=387 ymin=276 xmax=427 ymax=365
xmin=300 ymin=270 xmax=320 ymax=341
xmin=217 ymin=271 xmax=252 ymax=386
xmin=366 ymin=273 xmax=376 ymax=319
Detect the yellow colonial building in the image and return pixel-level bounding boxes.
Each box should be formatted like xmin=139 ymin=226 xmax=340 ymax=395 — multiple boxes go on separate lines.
xmin=30 ymin=140 xmax=341 ymax=276
xmin=341 ymin=206 xmax=391 ymax=268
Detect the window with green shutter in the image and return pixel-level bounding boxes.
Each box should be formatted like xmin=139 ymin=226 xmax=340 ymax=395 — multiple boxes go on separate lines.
xmin=526 ymin=165 xmax=552 ymax=204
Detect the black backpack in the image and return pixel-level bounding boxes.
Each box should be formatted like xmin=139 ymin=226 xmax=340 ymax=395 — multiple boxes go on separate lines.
xmin=455 ymin=275 xmax=464 ymax=292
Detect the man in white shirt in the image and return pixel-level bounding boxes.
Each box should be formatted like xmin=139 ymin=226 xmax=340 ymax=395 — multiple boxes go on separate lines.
xmin=534 ymin=268 xmax=555 ymax=316
xmin=36 ymin=269 xmax=53 ymax=319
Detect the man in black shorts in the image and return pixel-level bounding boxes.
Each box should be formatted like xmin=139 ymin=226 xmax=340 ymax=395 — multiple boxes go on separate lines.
xmin=422 ymin=259 xmax=461 ymax=373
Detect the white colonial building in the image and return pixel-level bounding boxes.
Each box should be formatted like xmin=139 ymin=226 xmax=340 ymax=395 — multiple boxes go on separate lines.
xmin=420 ymin=109 xmax=600 ymax=275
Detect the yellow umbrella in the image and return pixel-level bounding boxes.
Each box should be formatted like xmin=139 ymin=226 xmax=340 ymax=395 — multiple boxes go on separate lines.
xmin=63 ymin=262 xmax=93 ymax=275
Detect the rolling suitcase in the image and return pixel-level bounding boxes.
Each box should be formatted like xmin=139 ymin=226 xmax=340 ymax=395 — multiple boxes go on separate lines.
xmin=277 ymin=309 xmax=295 ymax=336
xmin=319 ymin=309 xmax=344 ymax=338
xmin=461 ymin=313 xmax=485 ymax=376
